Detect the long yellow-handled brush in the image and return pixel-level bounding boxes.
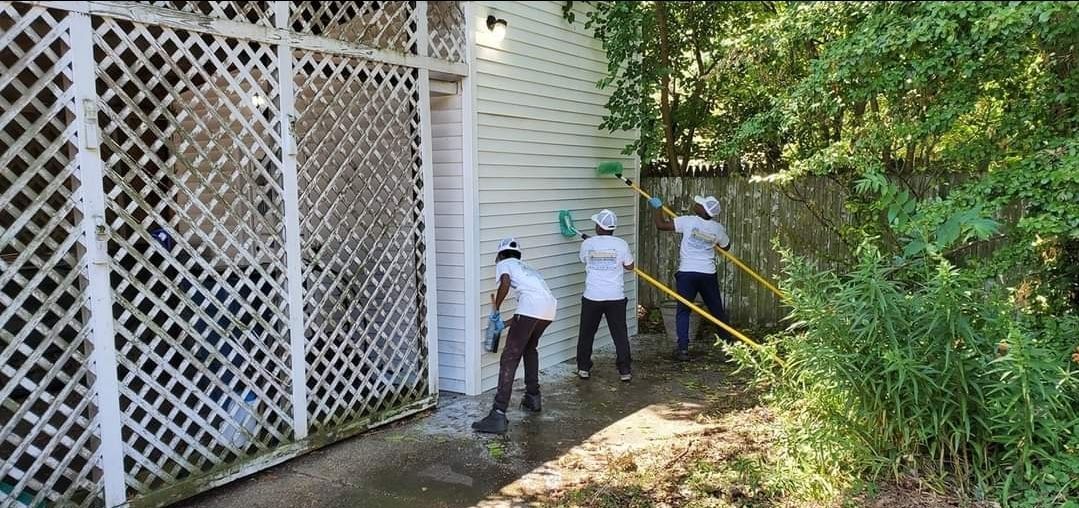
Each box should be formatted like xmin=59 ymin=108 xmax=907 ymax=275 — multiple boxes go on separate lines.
xmin=596 ymin=161 xmax=785 ymax=299
xmin=558 ymin=210 xmax=785 ymax=368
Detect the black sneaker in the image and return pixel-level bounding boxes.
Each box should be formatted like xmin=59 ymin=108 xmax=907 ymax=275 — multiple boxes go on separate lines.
xmin=520 ymin=393 xmax=542 ymax=412
xmin=673 ymin=349 xmax=690 ymax=362
xmin=471 ymin=409 xmax=508 ymax=434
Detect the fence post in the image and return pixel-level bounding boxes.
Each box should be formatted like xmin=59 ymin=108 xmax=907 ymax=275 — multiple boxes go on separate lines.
xmin=274 ymin=2 xmax=310 ymax=440
xmin=70 ymin=6 xmax=128 ymax=506
xmin=416 ymin=1 xmax=440 ymax=395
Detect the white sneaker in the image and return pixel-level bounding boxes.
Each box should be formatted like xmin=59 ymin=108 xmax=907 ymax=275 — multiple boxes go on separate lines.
xmin=620 ymin=373 xmax=632 ymax=382
xmin=577 ymin=370 xmax=590 ymax=379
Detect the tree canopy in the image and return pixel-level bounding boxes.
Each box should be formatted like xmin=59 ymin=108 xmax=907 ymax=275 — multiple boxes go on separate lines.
xmin=579 ymin=0 xmax=1077 ymax=309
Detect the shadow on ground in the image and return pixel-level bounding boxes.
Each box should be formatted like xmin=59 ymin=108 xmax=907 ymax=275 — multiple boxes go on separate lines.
xmin=177 ymin=333 xmax=756 ymax=508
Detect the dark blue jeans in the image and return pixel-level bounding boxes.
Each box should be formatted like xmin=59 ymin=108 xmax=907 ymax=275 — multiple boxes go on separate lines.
xmin=675 ymin=271 xmax=729 ymax=350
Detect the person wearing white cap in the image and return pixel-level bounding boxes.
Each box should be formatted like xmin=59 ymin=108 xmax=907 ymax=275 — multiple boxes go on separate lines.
xmin=576 ymin=209 xmax=635 ymax=382
xmin=473 ymin=237 xmax=557 ymax=434
xmin=651 ymin=195 xmax=731 ymax=361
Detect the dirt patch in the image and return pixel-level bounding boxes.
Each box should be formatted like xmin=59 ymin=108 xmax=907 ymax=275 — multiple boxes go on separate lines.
xmin=859 ymin=483 xmax=999 ymax=508
xmin=538 ymin=404 xmax=779 ymax=508
xmin=529 ymin=338 xmax=987 ymax=508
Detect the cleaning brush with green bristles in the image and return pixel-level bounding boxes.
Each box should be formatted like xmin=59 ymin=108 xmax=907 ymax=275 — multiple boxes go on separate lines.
xmin=558 ymin=210 xmax=583 ymax=239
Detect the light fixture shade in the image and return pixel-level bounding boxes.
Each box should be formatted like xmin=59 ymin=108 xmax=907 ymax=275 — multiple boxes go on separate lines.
xmin=486 ymin=15 xmax=507 ymax=42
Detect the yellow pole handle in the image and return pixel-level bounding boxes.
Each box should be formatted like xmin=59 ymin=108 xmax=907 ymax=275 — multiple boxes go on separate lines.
xmin=634 ymin=267 xmax=786 ymax=368
xmin=712 ymin=245 xmax=784 ymax=300
xmin=623 ymin=176 xmax=785 ymax=299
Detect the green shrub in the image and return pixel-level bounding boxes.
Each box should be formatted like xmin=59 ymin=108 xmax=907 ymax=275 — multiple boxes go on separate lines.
xmin=729 ymin=244 xmax=1079 ymax=505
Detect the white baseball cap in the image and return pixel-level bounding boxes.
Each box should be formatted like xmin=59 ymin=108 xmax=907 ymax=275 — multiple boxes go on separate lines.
xmin=497 ymin=237 xmax=521 ymax=253
xmin=693 ymin=195 xmax=721 ymax=218
xmin=590 ymin=209 xmax=618 ymax=231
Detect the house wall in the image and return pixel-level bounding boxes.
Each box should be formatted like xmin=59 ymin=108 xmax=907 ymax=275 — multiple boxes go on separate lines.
xmin=471 ymin=1 xmax=639 ymax=392
xmin=431 ymin=91 xmax=468 ymax=393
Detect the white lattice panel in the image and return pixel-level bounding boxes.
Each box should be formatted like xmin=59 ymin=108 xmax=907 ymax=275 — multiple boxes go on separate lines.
xmin=0 ymin=3 xmax=102 ymax=506
xmin=3 ymin=0 xmax=447 ymax=505
xmin=428 ymin=1 xmax=465 ymax=62
xmin=92 ymin=16 xmax=294 ymax=497
xmin=139 ymin=1 xmax=275 ymax=27
xmin=289 ymin=1 xmax=418 ymax=54
xmin=293 ymin=51 xmax=431 ymax=431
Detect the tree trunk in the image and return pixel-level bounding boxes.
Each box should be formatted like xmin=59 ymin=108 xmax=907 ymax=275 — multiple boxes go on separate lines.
xmin=833 ymin=108 xmax=844 ymax=142
xmin=654 ymin=2 xmax=680 ymax=174
xmin=871 ymin=97 xmax=894 ymax=169
xmin=681 ymin=126 xmax=695 ymax=174
xmin=904 ymin=143 xmax=916 ymax=173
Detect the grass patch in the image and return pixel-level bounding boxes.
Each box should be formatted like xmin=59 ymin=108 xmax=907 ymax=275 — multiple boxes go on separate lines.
xmin=486 ymin=440 xmax=506 ymax=461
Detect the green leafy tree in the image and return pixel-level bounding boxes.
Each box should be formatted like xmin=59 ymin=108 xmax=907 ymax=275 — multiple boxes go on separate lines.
xmin=575 ymin=1 xmax=778 ymax=173
xmin=584 ymin=2 xmax=1076 ymax=279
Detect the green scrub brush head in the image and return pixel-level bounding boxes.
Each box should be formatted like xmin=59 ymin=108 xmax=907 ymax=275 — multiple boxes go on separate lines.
xmin=596 ymin=161 xmax=624 ymax=176
xmin=558 ymin=210 xmax=580 ymax=238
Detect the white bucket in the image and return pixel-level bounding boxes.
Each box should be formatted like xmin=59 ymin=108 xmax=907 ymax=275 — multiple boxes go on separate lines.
xmin=221 ymin=391 xmax=258 ymax=448
xmin=660 ymin=300 xmax=701 ymax=345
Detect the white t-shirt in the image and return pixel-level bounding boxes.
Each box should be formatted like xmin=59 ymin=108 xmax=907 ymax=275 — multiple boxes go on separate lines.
xmin=674 ymin=215 xmax=731 ymax=274
xmin=579 ymin=235 xmax=634 ymax=301
xmin=495 ymin=258 xmax=557 ymax=321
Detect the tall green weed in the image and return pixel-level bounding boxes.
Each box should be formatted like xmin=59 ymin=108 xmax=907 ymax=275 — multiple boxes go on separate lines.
xmin=729 ymin=245 xmax=1079 ymax=505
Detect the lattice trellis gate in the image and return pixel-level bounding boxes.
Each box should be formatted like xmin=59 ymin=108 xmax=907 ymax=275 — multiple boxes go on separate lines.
xmin=1 ymin=1 xmax=466 ymax=506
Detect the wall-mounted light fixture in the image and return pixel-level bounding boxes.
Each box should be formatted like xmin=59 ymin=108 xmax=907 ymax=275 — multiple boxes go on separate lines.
xmin=486 ymin=14 xmax=508 ymax=42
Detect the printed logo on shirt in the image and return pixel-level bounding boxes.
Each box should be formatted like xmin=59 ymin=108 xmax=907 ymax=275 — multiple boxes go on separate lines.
xmin=688 ymin=228 xmax=718 ymax=249
xmin=520 ymin=263 xmax=541 ymax=279
xmin=516 ymin=262 xmax=551 ymax=291
xmin=587 ymin=249 xmax=619 ymax=271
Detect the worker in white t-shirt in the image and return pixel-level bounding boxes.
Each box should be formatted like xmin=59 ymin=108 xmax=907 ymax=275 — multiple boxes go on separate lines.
xmin=575 ymin=209 xmax=635 ymax=382
xmin=472 ymin=237 xmax=557 ymax=434
xmin=652 ymin=195 xmax=731 ymax=362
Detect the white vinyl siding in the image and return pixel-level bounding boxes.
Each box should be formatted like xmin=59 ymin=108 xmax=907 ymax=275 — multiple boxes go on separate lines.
xmin=431 ymin=93 xmax=467 ymax=393
xmin=472 ymin=1 xmax=639 ymax=391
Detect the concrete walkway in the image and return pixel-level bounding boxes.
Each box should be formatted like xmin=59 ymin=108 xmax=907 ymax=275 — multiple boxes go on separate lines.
xmin=177 ymin=333 xmax=745 ymax=508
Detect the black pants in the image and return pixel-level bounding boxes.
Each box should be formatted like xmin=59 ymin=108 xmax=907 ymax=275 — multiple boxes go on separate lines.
xmin=576 ymin=297 xmax=631 ymax=375
xmin=493 ymin=315 xmax=551 ymax=412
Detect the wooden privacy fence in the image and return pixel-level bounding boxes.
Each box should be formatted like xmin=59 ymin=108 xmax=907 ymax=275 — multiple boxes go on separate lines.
xmin=636 ymin=173 xmax=1008 ymax=328
xmin=636 ymin=175 xmax=854 ymax=328
xmin=0 ymin=2 xmax=466 ymax=507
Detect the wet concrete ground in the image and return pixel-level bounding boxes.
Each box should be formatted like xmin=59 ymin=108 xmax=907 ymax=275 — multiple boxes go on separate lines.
xmin=177 ymin=333 xmax=742 ymax=508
